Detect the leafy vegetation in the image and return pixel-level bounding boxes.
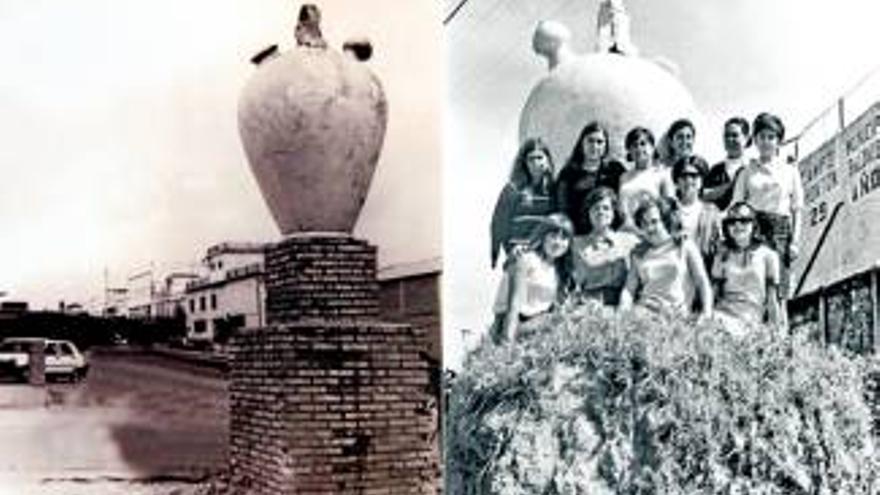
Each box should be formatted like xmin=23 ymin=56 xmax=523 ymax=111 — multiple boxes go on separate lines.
xmin=447 ymin=302 xmax=880 ymax=494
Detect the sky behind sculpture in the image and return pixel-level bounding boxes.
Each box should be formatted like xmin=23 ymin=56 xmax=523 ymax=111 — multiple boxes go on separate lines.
xmin=0 ymin=0 xmax=442 ymax=310
xmin=445 ymin=0 xmax=880 ymax=368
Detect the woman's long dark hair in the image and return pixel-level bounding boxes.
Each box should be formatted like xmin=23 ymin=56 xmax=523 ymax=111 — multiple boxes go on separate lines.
xmin=719 ymin=201 xmax=764 ymax=264
xmin=523 ymin=213 xmax=576 ymax=297
xmin=509 ymin=137 xmax=554 ymax=195
xmin=561 ymin=121 xmax=610 ymax=173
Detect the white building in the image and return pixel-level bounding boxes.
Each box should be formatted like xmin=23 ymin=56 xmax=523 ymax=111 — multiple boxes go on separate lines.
xmin=126 ymin=269 xmax=155 ymax=319
xmin=184 ymin=242 xmax=266 ymax=344
xmin=155 ymin=272 xmax=200 ymax=320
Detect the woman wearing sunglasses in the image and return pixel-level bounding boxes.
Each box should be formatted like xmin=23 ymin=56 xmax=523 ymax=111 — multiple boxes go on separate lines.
xmin=711 ymin=202 xmax=781 ymax=336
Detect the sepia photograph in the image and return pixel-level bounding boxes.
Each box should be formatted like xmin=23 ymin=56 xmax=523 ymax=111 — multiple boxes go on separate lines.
xmin=444 ymin=0 xmax=880 ymax=493
xmin=0 ymin=1 xmax=442 ymax=493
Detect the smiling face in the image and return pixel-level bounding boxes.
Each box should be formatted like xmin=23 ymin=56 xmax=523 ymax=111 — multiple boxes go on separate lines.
xmin=725 ymin=204 xmax=755 ymax=248
xmin=525 ymin=148 xmax=551 ymax=185
xmin=589 ymin=196 xmax=615 ymax=232
xmin=754 ymin=128 xmax=780 ymax=161
xmin=580 ymin=130 xmax=607 ymax=165
xmin=727 ymin=218 xmax=753 ymax=248
xmin=638 ymin=205 xmax=671 ymax=246
xmin=627 ymin=134 xmax=655 ymax=168
xmin=675 ymin=169 xmax=702 ymax=204
xmin=671 ymin=125 xmax=694 ymax=159
xmin=723 ymin=122 xmax=747 ymax=158
xmin=542 ymin=229 xmax=571 ymax=259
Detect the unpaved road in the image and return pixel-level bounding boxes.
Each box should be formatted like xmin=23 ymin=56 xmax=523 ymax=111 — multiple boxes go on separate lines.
xmin=0 ymin=348 xmax=227 ymax=494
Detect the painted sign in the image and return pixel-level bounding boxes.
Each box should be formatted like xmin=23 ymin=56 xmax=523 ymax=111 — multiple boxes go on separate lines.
xmin=794 ymin=102 xmax=880 ymax=296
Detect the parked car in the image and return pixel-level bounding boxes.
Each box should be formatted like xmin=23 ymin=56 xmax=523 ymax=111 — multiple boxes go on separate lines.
xmin=0 ymin=337 xmax=89 ymax=382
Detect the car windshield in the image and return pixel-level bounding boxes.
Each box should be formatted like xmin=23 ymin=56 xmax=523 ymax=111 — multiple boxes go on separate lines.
xmin=0 ymin=342 xmax=25 ymax=352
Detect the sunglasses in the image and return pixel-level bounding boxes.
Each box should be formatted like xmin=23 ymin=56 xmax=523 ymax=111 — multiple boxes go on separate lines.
xmin=726 ymin=217 xmax=753 ymax=225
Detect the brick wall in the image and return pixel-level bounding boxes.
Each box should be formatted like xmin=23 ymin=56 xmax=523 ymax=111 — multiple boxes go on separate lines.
xmin=265 ymin=236 xmax=379 ymax=323
xmin=229 ymin=235 xmax=440 ymax=494
xmin=230 ymin=322 xmax=439 ymax=494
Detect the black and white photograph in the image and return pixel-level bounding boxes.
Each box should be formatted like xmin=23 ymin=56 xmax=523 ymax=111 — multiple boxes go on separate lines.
xmin=0 ymin=1 xmax=442 ymax=493
xmin=444 ymin=0 xmax=880 ymax=493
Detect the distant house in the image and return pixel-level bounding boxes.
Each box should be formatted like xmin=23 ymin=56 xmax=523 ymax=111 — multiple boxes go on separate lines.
xmin=155 ymin=273 xmax=200 ymax=320
xmin=184 ymin=242 xmax=267 ymax=344
xmin=377 ymin=257 xmax=442 ymax=363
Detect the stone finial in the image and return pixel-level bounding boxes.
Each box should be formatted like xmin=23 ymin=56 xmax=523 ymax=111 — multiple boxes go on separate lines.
xmin=295 ymin=4 xmax=328 ymax=48
xmin=596 ymin=0 xmax=638 ymax=56
xmin=532 ymin=20 xmax=574 ymax=71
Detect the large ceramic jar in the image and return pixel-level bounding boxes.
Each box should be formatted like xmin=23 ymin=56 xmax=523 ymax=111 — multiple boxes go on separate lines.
xmin=520 ymin=19 xmax=698 ymax=173
xmin=238 ymin=5 xmax=388 ymax=234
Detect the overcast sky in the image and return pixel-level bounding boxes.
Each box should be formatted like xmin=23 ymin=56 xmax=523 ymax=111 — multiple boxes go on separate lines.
xmin=444 ymin=0 xmax=880 ymax=369
xmin=0 ymin=0 xmax=442 ymax=310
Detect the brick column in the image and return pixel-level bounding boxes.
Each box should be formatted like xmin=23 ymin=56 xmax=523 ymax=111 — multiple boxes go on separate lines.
xmin=264 ymin=235 xmax=379 ymax=323
xmin=229 ymin=234 xmax=439 ymax=494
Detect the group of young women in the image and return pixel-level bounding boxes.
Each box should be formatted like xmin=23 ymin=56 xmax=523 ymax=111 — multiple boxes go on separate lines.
xmin=489 ymin=112 xmax=804 ymax=343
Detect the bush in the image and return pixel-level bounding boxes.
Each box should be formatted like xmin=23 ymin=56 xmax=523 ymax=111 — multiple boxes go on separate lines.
xmin=447 ymin=303 xmax=880 ymax=494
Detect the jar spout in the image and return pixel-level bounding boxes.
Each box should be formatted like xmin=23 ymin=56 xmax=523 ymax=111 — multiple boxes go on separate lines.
xmin=250 ymin=45 xmax=279 ymax=65
xmin=343 ymin=38 xmax=373 ymax=62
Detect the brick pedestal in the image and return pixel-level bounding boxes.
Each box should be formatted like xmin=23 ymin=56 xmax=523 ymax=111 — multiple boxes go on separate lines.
xmin=265 ymin=235 xmax=379 ymax=324
xmin=229 ymin=234 xmax=439 ymax=494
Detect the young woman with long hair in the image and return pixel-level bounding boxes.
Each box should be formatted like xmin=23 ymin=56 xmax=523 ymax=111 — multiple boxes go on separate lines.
xmin=711 ymin=202 xmax=781 ymax=336
xmin=490 ymin=213 xmax=574 ymax=343
xmin=490 ymin=137 xmax=556 ymax=268
xmin=555 ymin=121 xmax=627 ymax=235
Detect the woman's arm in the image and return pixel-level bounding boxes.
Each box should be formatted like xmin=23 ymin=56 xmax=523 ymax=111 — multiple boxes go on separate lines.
xmin=685 ymin=241 xmax=713 ymax=318
xmin=501 ymin=257 xmax=529 ymax=342
xmin=659 ymin=169 xmax=675 ymax=200
xmin=618 ymin=252 xmax=640 ymax=311
xmin=490 ymin=183 xmax=517 ymax=269
xmin=764 ymin=248 xmax=782 ymax=327
xmin=709 ymin=250 xmax=724 ymax=302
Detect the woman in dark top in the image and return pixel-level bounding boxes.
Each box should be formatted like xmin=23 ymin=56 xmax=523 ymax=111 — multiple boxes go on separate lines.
xmin=490 ymin=137 xmax=556 ymax=268
xmin=554 ymin=121 xmax=627 ymax=235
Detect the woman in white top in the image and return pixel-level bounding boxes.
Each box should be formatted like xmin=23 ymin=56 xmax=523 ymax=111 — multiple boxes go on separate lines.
xmin=618 ymin=127 xmax=674 ymax=231
xmin=619 ymin=197 xmax=713 ymax=319
xmin=711 ymin=202 xmax=781 ymax=337
xmin=731 ymin=112 xmax=803 ymax=300
xmin=491 ymin=213 xmax=574 ymax=343
xmin=672 ymin=154 xmax=722 ymax=266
